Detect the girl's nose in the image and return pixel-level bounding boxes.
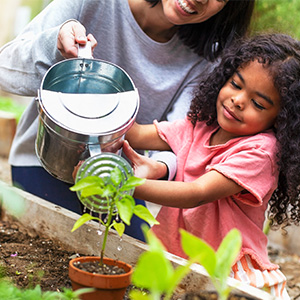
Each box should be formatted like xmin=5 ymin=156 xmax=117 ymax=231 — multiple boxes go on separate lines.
xmin=231 ymin=96 xmax=245 ymax=110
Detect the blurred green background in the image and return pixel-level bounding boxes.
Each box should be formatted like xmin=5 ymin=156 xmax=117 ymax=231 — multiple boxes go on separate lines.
xmin=252 ymin=0 xmax=300 ymax=39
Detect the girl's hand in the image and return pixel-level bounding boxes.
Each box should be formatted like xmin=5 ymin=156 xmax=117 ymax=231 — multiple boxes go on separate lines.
xmin=122 ymin=140 xmax=168 ymax=180
xmin=72 ymin=160 xmax=85 ymax=182
xmin=57 ymin=20 xmax=97 ymax=58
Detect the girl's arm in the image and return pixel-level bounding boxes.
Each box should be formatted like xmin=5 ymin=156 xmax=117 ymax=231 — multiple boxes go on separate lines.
xmin=125 ymin=123 xmax=171 ymax=151
xmin=124 ymin=140 xmax=244 ymax=207
xmin=134 ymin=170 xmax=244 ymax=208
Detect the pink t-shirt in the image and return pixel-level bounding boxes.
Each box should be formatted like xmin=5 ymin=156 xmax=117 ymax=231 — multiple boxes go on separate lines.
xmin=152 ymin=118 xmax=279 ymax=270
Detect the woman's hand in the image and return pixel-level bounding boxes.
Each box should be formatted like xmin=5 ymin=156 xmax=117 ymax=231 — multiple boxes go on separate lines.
xmin=122 ymin=140 xmax=168 ymax=180
xmin=57 ymin=20 xmax=97 ymax=58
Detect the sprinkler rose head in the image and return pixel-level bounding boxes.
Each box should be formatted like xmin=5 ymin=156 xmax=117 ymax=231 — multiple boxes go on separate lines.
xmin=74 ymin=153 xmax=134 ymax=213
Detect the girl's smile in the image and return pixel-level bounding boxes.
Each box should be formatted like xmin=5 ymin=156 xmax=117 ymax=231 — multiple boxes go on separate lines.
xmin=214 ymin=60 xmax=281 ymax=144
xmin=222 ymin=105 xmax=241 ymax=122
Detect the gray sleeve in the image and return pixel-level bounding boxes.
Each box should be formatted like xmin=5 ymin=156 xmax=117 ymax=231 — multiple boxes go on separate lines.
xmin=149 ymin=151 xmax=177 ymax=181
xmin=167 ymin=60 xmax=218 ymax=122
xmin=0 ymin=0 xmax=84 ymax=96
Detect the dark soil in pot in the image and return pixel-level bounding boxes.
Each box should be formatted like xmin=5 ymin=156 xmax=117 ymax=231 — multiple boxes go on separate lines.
xmin=73 ymin=260 xmax=126 ymax=275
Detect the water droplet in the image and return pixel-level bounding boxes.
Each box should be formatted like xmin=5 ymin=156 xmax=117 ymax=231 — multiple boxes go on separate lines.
xmin=97 ymin=230 xmax=103 ymax=236
xmin=117 ymin=245 xmax=122 ymax=251
xmin=83 ymin=207 xmax=87 ymax=213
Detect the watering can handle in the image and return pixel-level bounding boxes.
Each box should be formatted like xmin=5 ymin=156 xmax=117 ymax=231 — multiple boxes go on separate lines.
xmin=88 ymin=144 xmax=102 ymax=157
xmin=77 ymin=41 xmax=93 ymax=59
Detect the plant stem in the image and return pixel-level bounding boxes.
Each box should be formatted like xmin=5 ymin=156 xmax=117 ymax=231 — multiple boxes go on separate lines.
xmin=100 ymin=197 xmax=114 ymax=265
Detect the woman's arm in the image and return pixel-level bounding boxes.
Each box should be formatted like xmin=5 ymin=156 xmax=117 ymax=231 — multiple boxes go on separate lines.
xmin=125 ymin=123 xmax=171 ymax=151
xmin=134 ymin=170 xmax=244 ymax=208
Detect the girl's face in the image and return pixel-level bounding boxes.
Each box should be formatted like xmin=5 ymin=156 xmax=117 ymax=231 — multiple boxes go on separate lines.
xmin=216 ymin=60 xmax=281 ymax=140
xmin=161 ymin=0 xmax=227 ymax=25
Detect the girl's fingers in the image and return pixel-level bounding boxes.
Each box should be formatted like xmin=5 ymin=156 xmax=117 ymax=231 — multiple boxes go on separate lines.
xmin=122 ymin=140 xmax=138 ymax=163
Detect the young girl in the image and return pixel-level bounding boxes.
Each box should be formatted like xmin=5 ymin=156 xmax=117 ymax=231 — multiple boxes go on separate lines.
xmin=124 ymin=33 xmax=300 ymax=299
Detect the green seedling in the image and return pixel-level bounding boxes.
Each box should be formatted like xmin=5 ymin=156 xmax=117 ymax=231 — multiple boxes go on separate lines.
xmin=130 ymin=225 xmax=195 ymax=300
xmin=0 ymin=279 xmax=91 ymax=300
xmin=130 ymin=227 xmax=241 ymax=300
xmin=70 ymin=167 xmax=159 ymax=265
xmin=181 ymin=228 xmax=242 ymax=300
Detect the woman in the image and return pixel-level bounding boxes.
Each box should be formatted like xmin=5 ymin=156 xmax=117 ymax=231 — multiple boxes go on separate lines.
xmin=0 ymin=0 xmax=255 ymax=240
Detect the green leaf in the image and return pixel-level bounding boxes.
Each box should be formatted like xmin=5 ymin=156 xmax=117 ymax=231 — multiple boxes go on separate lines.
xmin=116 ymin=195 xmax=134 ymax=225
xmin=81 ymin=186 xmax=104 ymax=198
xmin=165 ymin=263 xmax=193 ymax=298
xmin=142 ymin=225 xmax=166 ymax=253
xmin=70 ymin=176 xmax=104 ymax=191
xmin=111 ymin=167 xmax=122 ymax=186
xmin=102 ymin=184 xmax=116 ymax=198
xmin=134 ymin=205 xmax=159 ymax=226
xmin=132 ymin=251 xmax=173 ymax=293
xmin=71 ymin=213 xmax=100 ymax=232
xmin=180 ymin=229 xmax=216 ymax=277
xmin=112 ymin=221 xmax=125 ymax=237
xmin=215 ymin=229 xmax=242 ymax=282
xmin=120 ymin=176 xmax=146 ymax=191
xmin=129 ymin=289 xmax=151 ymax=300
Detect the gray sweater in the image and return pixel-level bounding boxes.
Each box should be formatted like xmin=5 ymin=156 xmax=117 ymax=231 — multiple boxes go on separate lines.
xmin=0 ymin=0 xmax=210 ymax=167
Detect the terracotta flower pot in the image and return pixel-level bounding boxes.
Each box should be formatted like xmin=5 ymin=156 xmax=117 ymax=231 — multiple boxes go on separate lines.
xmin=69 ymin=256 xmax=133 ymax=300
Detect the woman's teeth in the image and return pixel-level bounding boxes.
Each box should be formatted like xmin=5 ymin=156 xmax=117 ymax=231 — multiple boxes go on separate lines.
xmin=177 ymin=0 xmax=196 ymax=14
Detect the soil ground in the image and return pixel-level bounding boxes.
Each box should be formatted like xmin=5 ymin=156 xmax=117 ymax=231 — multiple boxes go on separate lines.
xmin=0 ymin=156 xmax=300 ymax=299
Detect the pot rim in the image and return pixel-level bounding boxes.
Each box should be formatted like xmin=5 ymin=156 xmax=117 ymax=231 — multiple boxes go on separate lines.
xmin=69 ymin=256 xmax=133 ymax=278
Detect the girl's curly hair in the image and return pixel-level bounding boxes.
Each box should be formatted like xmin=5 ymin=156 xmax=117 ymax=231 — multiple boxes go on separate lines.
xmin=188 ymin=34 xmax=300 ymax=229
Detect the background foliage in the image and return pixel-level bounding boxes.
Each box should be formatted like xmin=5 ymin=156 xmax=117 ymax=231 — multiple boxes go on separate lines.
xmin=252 ymin=0 xmax=300 ymax=39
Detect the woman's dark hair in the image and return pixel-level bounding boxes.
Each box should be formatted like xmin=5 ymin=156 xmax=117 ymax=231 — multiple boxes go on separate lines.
xmin=188 ymin=33 xmax=300 ymax=228
xmin=145 ymin=0 xmax=255 ymax=60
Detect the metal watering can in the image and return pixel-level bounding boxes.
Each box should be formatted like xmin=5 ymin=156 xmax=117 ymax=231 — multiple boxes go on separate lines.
xmin=35 ymin=43 xmax=139 ymax=184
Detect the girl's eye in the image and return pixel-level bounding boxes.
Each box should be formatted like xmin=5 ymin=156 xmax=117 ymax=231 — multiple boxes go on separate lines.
xmin=230 ymin=80 xmax=241 ymax=90
xmin=252 ymin=99 xmax=265 ymax=110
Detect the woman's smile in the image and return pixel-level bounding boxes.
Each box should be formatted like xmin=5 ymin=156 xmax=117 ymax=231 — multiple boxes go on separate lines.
xmin=161 ymin=0 xmax=227 ymax=25
xmin=176 ymin=0 xmax=197 ymax=15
